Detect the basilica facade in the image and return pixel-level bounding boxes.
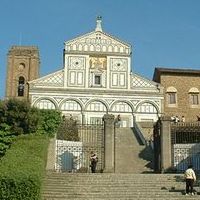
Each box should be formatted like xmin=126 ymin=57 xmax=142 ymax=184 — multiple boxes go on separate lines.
xmin=28 ymin=17 xmax=163 ymax=126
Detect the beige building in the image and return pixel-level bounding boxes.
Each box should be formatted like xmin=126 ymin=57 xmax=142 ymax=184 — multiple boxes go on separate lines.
xmin=153 ymin=67 xmax=200 ymax=122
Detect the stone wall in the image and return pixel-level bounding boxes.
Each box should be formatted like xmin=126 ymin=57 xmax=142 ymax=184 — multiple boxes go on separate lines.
xmin=160 ymin=74 xmax=200 ymax=122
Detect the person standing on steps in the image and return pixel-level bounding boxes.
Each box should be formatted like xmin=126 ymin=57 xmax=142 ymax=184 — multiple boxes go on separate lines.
xmin=117 ymin=114 xmax=121 ymax=127
xmin=184 ymin=164 xmax=196 ymax=196
xmin=90 ymin=151 xmax=98 ymax=173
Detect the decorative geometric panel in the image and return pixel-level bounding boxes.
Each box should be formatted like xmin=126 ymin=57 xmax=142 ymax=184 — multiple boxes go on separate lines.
xmin=61 ymin=100 xmax=82 ymax=111
xmin=34 ymin=71 xmax=64 ymax=87
xmin=54 ymin=97 xmax=64 ymax=104
xmin=105 ymin=99 xmax=115 ymax=105
xmin=79 ymin=98 xmax=90 ymax=104
xmin=68 ymin=70 xmax=84 ymax=86
xmin=173 ymin=144 xmax=200 ymax=171
xmin=131 ymin=75 xmax=155 ymax=88
xmin=35 ymin=99 xmax=56 ymax=109
xmin=68 ymin=56 xmax=85 ymax=69
xmin=111 ymin=102 xmax=132 ymax=112
xmin=154 ymin=100 xmax=160 ymax=106
xmin=130 ymin=100 xmax=139 ymax=106
xmin=55 ymin=140 xmax=83 ymax=172
xmin=110 ymin=58 xmax=127 ymax=71
xmin=111 ymin=72 xmax=126 ymax=88
xmin=86 ymin=101 xmax=107 ymax=112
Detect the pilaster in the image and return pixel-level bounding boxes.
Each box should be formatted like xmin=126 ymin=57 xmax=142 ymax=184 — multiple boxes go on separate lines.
xmin=103 ymin=114 xmax=115 ymax=172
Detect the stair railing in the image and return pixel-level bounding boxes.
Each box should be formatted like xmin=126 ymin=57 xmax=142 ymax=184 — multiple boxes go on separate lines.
xmin=133 ymin=121 xmax=147 ymax=145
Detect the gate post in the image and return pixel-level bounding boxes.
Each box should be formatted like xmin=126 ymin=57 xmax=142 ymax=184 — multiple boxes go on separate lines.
xmin=103 ymin=114 xmax=115 ymax=173
xmin=160 ymin=116 xmax=172 ymax=173
xmin=46 ymin=136 xmax=56 ymax=171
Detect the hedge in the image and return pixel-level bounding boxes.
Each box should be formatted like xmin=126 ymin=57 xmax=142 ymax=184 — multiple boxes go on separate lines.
xmin=0 ymin=134 xmax=49 ymax=200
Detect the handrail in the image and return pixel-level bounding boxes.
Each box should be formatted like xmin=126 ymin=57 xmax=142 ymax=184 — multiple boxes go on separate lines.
xmin=133 ymin=121 xmax=147 ymax=145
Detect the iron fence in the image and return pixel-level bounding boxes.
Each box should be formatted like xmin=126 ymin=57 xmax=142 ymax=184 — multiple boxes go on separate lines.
xmin=55 ymin=123 xmax=104 ymax=173
xmin=171 ymin=122 xmax=200 ymax=173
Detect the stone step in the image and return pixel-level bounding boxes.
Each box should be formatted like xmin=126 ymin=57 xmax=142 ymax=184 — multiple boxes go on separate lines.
xmin=42 ymin=173 xmax=199 ymax=200
xmin=114 ymin=128 xmax=153 ymax=173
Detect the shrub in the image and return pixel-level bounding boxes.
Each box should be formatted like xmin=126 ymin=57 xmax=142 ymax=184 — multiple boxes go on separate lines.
xmin=0 ymin=123 xmax=15 ymax=157
xmin=0 ymin=134 xmax=49 ymax=200
xmin=36 ymin=109 xmax=62 ymax=137
xmin=0 ymin=99 xmax=40 ymax=136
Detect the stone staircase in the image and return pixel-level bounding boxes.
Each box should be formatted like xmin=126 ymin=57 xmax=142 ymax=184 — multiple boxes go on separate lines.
xmin=42 ymin=172 xmax=199 ymax=199
xmin=42 ymin=127 xmax=199 ymax=199
xmin=115 ymin=127 xmax=153 ymax=173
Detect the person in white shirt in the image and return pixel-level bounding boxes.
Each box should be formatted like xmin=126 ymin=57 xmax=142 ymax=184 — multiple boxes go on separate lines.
xmin=184 ymin=165 xmax=196 ymax=195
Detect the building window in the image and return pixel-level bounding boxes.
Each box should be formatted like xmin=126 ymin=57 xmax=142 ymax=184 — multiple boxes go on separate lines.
xmin=18 ymin=76 xmax=25 ymax=96
xmin=190 ymin=94 xmax=199 ymax=105
xmin=166 ymin=86 xmax=177 ymax=107
xmin=188 ymin=88 xmax=199 ymax=106
xmin=168 ymin=92 xmax=176 ymax=104
xmin=94 ymin=75 xmax=101 ymax=85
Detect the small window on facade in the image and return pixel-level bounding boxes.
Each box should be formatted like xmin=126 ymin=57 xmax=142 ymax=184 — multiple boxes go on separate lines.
xmin=188 ymin=88 xmax=199 ymax=106
xmin=166 ymin=86 xmax=177 ymax=106
xmin=190 ymin=94 xmax=199 ymax=105
xmin=168 ymin=92 xmax=176 ymax=104
xmin=94 ymin=75 xmax=101 ymax=85
xmin=18 ymin=76 xmax=25 ymax=96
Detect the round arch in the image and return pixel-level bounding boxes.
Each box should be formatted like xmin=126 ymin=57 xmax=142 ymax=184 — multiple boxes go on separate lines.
xmin=59 ymin=98 xmax=83 ymax=111
xmin=85 ymin=99 xmax=108 ymax=112
xmin=33 ymin=97 xmax=58 ymax=110
xmin=110 ymin=100 xmax=134 ymax=113
xmin=135 ymin=100 xmax=160 ymax=113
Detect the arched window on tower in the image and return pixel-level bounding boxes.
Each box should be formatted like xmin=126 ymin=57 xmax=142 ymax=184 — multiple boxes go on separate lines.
xmin=18 ymin=76 xmax=25 ymax=96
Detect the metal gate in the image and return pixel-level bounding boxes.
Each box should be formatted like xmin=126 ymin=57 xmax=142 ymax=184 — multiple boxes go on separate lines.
xmin=55 ymin=120 xmax=104 ymax=173
xmin=171 ymin=123 xmax=200 ymax=172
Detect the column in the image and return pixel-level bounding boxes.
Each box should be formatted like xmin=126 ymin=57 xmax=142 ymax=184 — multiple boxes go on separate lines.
xmin=160 ymin=116 xmax=172 ymax=173
xmin=103 ymin=114 xmax=115 ymax=173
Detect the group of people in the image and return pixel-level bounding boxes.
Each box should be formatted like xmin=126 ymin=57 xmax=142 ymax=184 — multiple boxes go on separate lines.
xmin=171 ymin=115 xmax=185 ymax=123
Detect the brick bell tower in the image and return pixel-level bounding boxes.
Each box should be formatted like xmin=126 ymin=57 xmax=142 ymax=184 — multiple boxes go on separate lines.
xmin=5 ymin=46 xmax=40 ymax=100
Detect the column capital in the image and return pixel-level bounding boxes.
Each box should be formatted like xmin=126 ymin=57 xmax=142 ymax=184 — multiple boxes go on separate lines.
xmin=103 ymin=114 xmax=115 ymax=124
xmin=160 ymin=115 xmax=171 ymax=121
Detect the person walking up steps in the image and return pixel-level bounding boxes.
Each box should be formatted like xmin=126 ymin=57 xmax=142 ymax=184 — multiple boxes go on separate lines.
xmin=184 ymin=165 xmax=196 ymax=195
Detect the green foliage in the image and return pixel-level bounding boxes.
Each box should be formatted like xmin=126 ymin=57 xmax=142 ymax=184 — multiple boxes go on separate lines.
xmin=0 ymin=99 xmax=40 ymax=135
xmin=57 ymin=118 xmax=79 ymax=141
xmin=0 ymin=99 xmax=62 ymax=199
xmin=0 ymin=99 xmax=62 ymax=157
xmin=0 ymin=99 xmax=41 ymax=157
xmin=0 ymin=123 xmax=15 ymax=157
xmin=0 ymin=134 xmax=49 ymax=200
xmin=36 ymin=109 xmax=62 ymax=137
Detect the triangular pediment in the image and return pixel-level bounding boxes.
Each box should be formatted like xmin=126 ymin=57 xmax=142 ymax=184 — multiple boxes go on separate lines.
xmin=64 ymin=31 xmax=131 ymax=55
xmin=131 ymin=73 xmax=160 ymax=89
xmin=29 ymin=69 xmax=64 ymax=87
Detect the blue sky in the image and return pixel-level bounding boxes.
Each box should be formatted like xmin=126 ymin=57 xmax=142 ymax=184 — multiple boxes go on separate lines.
xmin=1 ymin=0 xmax=200 ymax=98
